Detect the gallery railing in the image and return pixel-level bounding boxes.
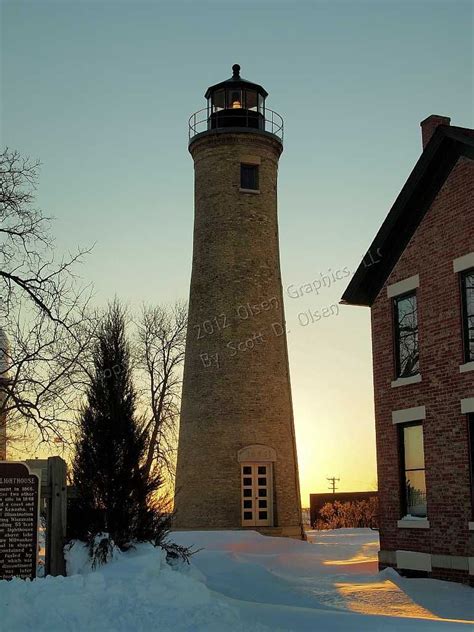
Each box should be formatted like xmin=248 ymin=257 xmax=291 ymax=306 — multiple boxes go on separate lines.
xmin=188 ymin=107 xmax=284 ymax=142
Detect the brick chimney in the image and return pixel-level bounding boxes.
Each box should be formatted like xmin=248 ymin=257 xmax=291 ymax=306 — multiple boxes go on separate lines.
xmin=420 ymin=114 xmax=451 ymax=149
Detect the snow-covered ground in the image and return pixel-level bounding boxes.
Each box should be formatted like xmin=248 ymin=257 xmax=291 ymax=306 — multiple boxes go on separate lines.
xmin=1 ymin=529 xmax=473 ymax=631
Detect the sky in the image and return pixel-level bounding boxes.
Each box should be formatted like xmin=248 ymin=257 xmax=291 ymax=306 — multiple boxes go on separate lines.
xmin=1 ymin=0 xmax=473 ymax=504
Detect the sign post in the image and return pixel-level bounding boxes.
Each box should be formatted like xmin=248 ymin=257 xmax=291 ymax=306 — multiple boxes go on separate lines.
xmin=0 ymin=462 xmax=40 ymax=580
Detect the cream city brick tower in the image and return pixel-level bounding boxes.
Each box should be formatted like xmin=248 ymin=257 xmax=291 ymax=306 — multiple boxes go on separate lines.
xmin=174 ymin=65 xmax=302 ymax=537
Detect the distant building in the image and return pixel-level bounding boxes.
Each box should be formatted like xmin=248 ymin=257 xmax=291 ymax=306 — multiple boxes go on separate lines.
xmin=310 ymin=491 xmax=378 ymax=527
xmin=342 ymin=116 xmax=474 ymax=583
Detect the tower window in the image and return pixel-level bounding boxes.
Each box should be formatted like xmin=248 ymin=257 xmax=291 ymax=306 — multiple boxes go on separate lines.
xmin=241 ymin=164 xmax=259 ymax=191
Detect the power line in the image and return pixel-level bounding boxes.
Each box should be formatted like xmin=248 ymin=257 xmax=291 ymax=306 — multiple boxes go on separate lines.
xmin=327 ymin=476 xmax=340 ymax=494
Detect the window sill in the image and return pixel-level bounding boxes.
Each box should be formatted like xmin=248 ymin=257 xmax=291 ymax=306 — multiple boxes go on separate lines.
xmin=239 ymin=188 xmax=260 ymax=194
xmin=469 ymin=522 xmax=474 ymax=531
xmin=459 ymin=361 xmax=474 ymax=373
xmin=391 ymin=374 xmax=422 ymax=388
xmin=397 ymin=519 xmax=430 ymax=529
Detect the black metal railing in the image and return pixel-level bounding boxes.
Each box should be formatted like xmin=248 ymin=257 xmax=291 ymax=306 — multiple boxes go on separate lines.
xmin=188 ymin=107 xmax=284 ymax=142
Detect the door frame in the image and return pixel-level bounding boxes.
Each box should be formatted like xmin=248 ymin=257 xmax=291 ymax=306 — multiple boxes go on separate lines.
xmin=240 ymin=461 xmax=273 ymax=527
xmin=238 ymin=444 xmax=277 ymax=528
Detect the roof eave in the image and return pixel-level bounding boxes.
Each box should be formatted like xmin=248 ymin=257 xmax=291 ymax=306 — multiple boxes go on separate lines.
xmin=341 ymin=126 xmax=474 ymax=307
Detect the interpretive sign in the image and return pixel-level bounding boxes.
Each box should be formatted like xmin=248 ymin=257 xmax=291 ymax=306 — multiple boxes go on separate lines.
xmin=0 ymin=462 xmax=40 ymax=580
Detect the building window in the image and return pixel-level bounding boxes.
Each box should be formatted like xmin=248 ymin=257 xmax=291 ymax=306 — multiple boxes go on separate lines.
xmin=399 ymin=422 xmax=427 ymax=518
xmin=461 ymin=269 xmax=474 ymax=362
xmin=241 ymin=164 xmax=259 ymax=190
xmin=394 ymin=291 xmax=419 ymax=378
xmin=469 ymin=414 xmax=474 ymax=515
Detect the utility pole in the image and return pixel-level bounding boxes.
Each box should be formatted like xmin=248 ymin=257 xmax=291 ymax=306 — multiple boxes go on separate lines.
xmin=327 ymin=476 xmax=340 ymax=494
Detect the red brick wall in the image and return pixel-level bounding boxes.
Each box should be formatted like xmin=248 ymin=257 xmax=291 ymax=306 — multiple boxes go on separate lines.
xmin=371 ymin=156 xmax=474 ymax=558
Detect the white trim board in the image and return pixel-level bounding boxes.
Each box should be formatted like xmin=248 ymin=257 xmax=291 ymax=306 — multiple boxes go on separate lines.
xmin=461 ymin=398 xmax=474 ymax=414
xmin=381 ymin=550 xmax=473 ymax=573
xmin=453 ymin=252 xmax=474 ymax=273
xmin=391 ymin=374 xmax=422 ymax=388
xmin=387 ymin=275 xmax=420 ymax=298
xmin=396 ymin=550 xmax=432 ymax=572
xmin=392 ymin=406 xmax=426 ymax=424
xmin=397 ymin=519 xmax=430 ymax=529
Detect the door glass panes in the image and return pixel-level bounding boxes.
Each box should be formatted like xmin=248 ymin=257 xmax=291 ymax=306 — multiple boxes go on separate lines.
xmin=394 ymin=292 xmax=419 ymax=377
xmin=402 ymin=423 xmax=427 ymax=517
xmin=241 ymin=463 xmax=272 ymax=526
xmin=461 ymin=270 xmax=474 ymax=362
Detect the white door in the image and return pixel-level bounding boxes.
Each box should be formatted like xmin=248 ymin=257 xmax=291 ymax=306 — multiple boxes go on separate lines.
xmin=241 ymin=462 xmax=273 ymax=527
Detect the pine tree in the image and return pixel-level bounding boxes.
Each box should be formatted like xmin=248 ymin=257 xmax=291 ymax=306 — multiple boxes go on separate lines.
xmin=72 ymin=300 xmax=164 ymax=548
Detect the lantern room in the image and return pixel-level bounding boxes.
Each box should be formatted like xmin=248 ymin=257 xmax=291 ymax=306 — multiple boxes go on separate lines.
xmin=205 ymin=64 xmax=267 ymax=131
xmin=188 ymin=64 xmax=284 ymax=143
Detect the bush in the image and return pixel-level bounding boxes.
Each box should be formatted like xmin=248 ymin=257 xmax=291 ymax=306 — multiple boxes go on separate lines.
xmin=314 ymin=497 xmax=378 ymax=530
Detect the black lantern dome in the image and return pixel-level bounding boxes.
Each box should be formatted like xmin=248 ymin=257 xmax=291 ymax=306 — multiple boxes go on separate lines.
xmin=205 ymin=64 xmax=267 ymax=131
xmin=189 ymin=64 xmax=283 ymax=142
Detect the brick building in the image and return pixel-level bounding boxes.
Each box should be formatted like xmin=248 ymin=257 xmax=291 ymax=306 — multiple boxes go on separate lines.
xmin=342 ymin=115 xmax=474 ymax=583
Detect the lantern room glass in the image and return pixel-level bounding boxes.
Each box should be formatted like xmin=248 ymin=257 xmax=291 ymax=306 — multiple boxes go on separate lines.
xmin=245 ymin=90 xmax=258 ymax=111
xmin=209 ymin=89 xmax=265 ymax=113
xmin=228 ymin=89 xmax=242 ymax=109
xmin=209 ymin=90 xmax=225 ymax=113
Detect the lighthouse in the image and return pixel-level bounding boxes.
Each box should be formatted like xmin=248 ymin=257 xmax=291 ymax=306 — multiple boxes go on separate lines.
xmin=174 ymin=65 xmax=303 ymax=537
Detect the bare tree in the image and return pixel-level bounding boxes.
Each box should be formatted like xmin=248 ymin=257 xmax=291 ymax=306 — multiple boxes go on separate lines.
xmin=0 ymin=148 xmax=93 ymax=451
xmin=134 ymin=302 xmax=187 ymax=481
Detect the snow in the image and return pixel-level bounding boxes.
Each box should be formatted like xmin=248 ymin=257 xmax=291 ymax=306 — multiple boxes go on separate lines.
xmin=1 ymin=528 xmax=473 ymax=631
xmin=64 ymin=533 xmax=123 ymax=574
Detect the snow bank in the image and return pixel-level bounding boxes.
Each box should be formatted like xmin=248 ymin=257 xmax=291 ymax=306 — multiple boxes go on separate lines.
xmin=1 ymin=529 xmax=473 ymax=631
xmin=64 ymin=533 xmax=123 ymax=575
xmin=1 ymin=543 xmax=252 ymax=632
xmin=173 ymin=529 xmax=474 ymax=630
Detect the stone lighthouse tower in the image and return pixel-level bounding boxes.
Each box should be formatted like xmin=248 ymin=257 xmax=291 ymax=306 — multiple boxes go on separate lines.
xmin=174 ymin=65 xmax=302 ymax=537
